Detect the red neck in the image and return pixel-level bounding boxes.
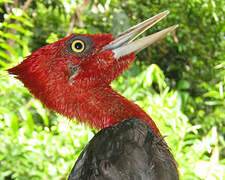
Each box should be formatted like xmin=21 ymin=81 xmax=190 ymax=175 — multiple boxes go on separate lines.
xmin=31 ymin=81 xmax=161 ymax=136
xmin=74 ymin=85 xmax=161 ymax=137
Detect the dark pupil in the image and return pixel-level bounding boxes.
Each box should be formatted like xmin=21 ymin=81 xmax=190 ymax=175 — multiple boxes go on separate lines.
xmin=75 ymin=42 xmax=83 ymax=50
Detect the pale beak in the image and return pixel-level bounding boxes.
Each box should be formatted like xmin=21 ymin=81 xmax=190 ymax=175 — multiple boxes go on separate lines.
xmin=103 ymin=10 xmax=178 ymax=59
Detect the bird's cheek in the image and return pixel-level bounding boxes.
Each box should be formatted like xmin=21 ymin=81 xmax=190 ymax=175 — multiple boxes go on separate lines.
xmin=96 ymin=51 xmax=115 ymax=70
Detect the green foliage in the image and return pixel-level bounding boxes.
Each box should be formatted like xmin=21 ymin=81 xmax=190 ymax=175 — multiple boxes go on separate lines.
xmin=0 ymin=115 xmax=93 ymax=179
xmin=28 ymin=1 xmax=68 ymax=51
xmin=0 ymin=0 xmax=224 ymax=179
xmin=0 ymin=9 xmax=32 ymax=67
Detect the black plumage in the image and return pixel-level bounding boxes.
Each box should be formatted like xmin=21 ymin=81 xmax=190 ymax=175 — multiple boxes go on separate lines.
xmin=68 ymin=118 xmax=179 ymax=180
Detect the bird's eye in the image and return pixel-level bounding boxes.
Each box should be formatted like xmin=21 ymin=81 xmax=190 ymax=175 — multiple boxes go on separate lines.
xmin=71 ymin=40 xmax=85 ymax=53
xmin=67 ymin=35 xmax=93 ymax=56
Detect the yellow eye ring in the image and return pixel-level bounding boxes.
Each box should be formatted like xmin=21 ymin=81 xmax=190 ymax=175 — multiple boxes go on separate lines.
xmin=71 ymin=40 xmax=85 ymax=53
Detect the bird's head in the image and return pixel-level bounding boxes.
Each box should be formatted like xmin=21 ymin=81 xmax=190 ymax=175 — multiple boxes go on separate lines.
xmin=8 ymin=11 xmax=177 ymax=129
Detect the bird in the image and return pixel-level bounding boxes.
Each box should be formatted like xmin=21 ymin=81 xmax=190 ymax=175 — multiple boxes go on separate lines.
xmin=8 ymin=10 xmax=179 ymax=179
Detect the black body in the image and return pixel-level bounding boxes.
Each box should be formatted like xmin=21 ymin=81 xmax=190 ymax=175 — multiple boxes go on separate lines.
xmin=68 ymin=118 xmax=179 ymax=180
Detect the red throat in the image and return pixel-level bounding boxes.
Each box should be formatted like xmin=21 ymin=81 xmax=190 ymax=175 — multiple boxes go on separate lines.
xmin=76 ymin=85 xmax=161 ymax=137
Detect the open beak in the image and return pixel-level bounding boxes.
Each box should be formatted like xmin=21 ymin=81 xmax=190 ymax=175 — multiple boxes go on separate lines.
xmin=103 ymin=10 xmax=178 ymax=59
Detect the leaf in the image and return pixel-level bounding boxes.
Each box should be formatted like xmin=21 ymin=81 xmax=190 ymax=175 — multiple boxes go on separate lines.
xmin=6 ymin=24 xmax=29 ymax=35
xmin=10 ymin=113 xmax=19 ymax=133
xmin=0 ymin=42 xmax=19 ymax=58
xmin=0 ymin=32 xmax=27 ymax=49
xmin=0 ymin=51 xmax=12 ymax=62
xmin=177 ymin=79 xmax=191 ymax=90
xmin=19 ymin=106 xmax=34 ymax=133
xmin=9 ymin=14 xmax=33 ymax=27
xmin=31 ymin=100 xmax=49 ymax=127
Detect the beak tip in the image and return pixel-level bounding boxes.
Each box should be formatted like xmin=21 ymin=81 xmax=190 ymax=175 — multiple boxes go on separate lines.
xmin=173 ymin=24 xmax=179 ymax=30
xmin=164 ymin=10 xmax=170 ymax=15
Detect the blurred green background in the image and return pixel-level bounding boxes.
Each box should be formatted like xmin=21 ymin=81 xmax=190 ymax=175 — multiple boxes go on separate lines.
xmin=0 ymin=0 xmax=224 ymax=179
